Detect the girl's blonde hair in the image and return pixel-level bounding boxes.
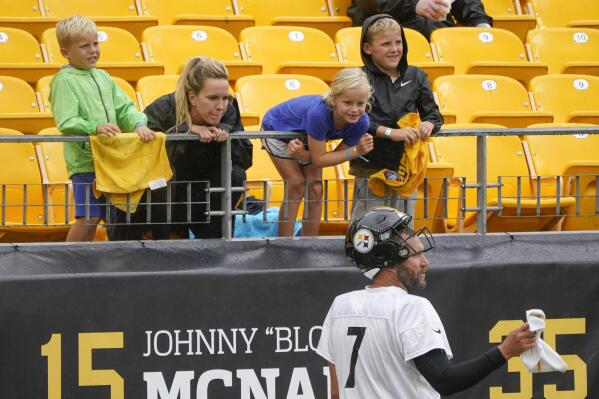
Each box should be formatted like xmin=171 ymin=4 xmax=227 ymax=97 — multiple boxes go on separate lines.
xmin=55 ymin=15 xmax=97 ymax=48
xmin=175 ymin=57 xmax=229 ymax=132
xmin=364 ymin=17 xmax=402 ymax=44
xmin=323 ymin=67 xmax=372 ymax=107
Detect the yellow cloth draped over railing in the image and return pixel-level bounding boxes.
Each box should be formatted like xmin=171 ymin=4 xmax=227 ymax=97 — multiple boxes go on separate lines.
xmin=90 ymin=132 xmax=173 ymax=213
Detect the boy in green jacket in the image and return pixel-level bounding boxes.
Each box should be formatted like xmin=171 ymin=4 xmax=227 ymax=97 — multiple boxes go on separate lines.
xmin=50 ymin=15 xmax=155 ymax=242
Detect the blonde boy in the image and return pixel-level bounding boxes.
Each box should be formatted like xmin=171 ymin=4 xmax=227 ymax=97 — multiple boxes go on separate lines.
xmin=50 ymin=15 xmax=155 ymax=241
xmin=349 ymin=15 xmax=444 ymax=226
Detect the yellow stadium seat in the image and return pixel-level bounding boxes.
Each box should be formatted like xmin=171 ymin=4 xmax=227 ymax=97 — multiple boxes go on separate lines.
xmin=403 ymin=28 xmax=454 ymax=82
xmin=320 ymin=160 xmax=351 ymax=235
xmin=139 ymin=0 xmax=253 ymax=39
xmin=413 ymin=162 xmax=455 ymax=233
xmin=36 ymin=127 xmax=74 ymax=226
xmin=236 ymin=0 xmax=351 ymax=40
xmin=431 ymin=27 xmax=546 ymax=86
xmin=0 ymin=75 xmax=54 ymax=134
xmin=142 ymin=25 xmax=261 ymax=80
xmin=0 ymin=127 xmax=22 ymax=135
xmin=136 ymin=74 xmax=179 ymax=110
xmin=530 ymin=74 xmax=599 ymax=124
xmin=41 ymin=0 xmax=157 ymax=40
xmin=0 ymin=0 xmax=57 ymax=39
xmin=41 ymin=27 xmax=163 ymax=83
xmin=245 ymin=138 xmax=281 ymax=207
xmin=482 ymin=0 xmax=536 ymax=41
xmin=0 ymin=129 xmax=68 ymax=242
xmin=0 ymin=27 xmax=60 ymax=83
xmin=37 ymin=74 xmax=139 ymax=112
xmin=240 ymin=26 xmax=346 ymax=82
xmin=432 ymin=124 xmax=575 ymax=232
xmin=334 ymin=27 xmax=361 ymax=65
xmin=523 ymin=123 xmax=599 ymax=230
xmin=327 ymin=141 xmax=354 ymax=223
xmin=526 ymin=28 xmax=599 ymax=76
xmin=113 ymin=76 xmax=140 ymax=110
xmin=335 ymin=27 xmax=453 ymax=83
xmin=528 ymin=0 xmax=599 ymax=29
xmin=433 ymin=74 xmax=553 ymax=127
xmin=235 ymin=74 xmax=330 ymax=125
xmin=36 ymin=75 xmax=53 ymax=111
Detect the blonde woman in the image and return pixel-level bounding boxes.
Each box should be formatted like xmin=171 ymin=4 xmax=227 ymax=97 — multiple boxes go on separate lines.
xmin=261 ymin=67 xmax=374 ymax=237
xmin=141 ymin=57 xmax=252 ymax=239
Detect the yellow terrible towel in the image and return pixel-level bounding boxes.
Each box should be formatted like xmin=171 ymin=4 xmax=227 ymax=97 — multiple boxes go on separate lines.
xmin=90 ymin=132 xmax=172 ymax=213
xmin=368 ymin=113 xmax=429 ymax=198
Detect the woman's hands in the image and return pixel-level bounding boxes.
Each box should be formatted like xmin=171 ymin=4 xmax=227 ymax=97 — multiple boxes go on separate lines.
xmin=190 ymin=125 xmax=229 ymax=143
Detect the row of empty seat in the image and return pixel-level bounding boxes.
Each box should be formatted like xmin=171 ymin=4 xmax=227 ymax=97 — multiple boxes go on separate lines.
xmin=488 ymin=0 xmax=599 ymax=40
xmin=432 ymin=124 xmax=599 ymax=232
xmin=2 ymin=24 xmax=598 ymax=90
xmin=339 ymin=26 xmax=599 ymax=85
xmin=0 ymin=0 xmax=351 ymax=40
xmin=2 ymin=73 xmax=597 ymax=133
xmin=434 ymin=74 xmax=599 ymax=126
xmin=1 ymin=25 xmax=346 ymax=85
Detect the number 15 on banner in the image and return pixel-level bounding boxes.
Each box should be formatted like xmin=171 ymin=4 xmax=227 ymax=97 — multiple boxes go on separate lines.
xmin=41 ymin=332 xmax=125 ymax=399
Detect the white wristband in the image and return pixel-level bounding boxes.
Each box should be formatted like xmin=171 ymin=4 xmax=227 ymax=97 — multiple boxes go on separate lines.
xmin=384 ymin=127 xmax=392 ymax=138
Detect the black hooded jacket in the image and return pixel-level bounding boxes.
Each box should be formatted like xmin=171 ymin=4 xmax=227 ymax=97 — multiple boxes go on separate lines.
xmin=350 ymin=14 xmax=443 ymax=175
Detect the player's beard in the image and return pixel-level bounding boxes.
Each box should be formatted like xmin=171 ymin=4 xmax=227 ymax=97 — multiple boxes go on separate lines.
xmin=395 ymin=264 xmax=426 ymax=293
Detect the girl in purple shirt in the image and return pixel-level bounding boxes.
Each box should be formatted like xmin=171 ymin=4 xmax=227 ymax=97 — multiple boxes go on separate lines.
xmin=261 ymin=68 xmax=374 ymax=237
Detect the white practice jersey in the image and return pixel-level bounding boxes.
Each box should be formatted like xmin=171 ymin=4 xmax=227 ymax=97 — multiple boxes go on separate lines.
xmin=316 ymin=286 xmax=452 ymax=399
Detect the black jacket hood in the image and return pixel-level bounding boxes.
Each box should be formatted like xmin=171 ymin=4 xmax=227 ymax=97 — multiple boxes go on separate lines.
xmin=360 ymin=14 xmax=409 ymax=78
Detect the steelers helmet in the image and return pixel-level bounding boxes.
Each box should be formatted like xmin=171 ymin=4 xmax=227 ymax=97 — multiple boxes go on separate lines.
xmin=345 ymin=207 xmax=435 ymax=270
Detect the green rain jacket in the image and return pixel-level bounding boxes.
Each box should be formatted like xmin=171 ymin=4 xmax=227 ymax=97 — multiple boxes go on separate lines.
xmin=50 ymin=66 xmax=147 ymax=177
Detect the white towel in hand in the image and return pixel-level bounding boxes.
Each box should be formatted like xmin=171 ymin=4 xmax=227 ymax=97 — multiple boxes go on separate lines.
xmin=521 ymin=309 xmax=568 ymax=373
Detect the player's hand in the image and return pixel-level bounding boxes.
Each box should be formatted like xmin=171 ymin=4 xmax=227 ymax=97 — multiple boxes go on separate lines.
xmin=96 ymin=123 xmax=120 ymax=136
xmin=190 ymin=125 xmax=216 ymax=143
xmin=356 ymin=133 xmax=374 ymax=155
xmin=419 ymin=121 xmax=434 ymax=141
xmin=135 ymin=125 xmax=155 ymax=142
xmin=415 ymin=0 xmax=450 ymax=21
xmin=211 ymin=127 xmax=229 ymax=142
xmin=498 ymin=323 xmax=537 ymax=360
xmin=391 ymin=127 xmax=419 ymax=145
xmin=287 ymin=139 xmax=310 ymax=161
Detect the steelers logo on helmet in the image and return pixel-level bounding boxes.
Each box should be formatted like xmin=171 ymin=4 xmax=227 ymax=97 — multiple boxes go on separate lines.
xmin=353 ymin=228 xmax=375 ymax=253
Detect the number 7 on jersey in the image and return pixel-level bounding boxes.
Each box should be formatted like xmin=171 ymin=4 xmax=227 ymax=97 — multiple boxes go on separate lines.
xmin=345 ymin=327 xmax=367 ymax=388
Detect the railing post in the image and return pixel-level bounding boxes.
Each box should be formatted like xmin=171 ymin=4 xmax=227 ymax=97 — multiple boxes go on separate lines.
xmin=221 ymin=136 xmax=233 ymax=240
xmin=476 ymin=134 xmax=488 ymax=234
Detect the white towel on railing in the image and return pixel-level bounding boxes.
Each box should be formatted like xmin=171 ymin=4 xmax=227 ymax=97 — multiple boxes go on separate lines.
xmin=521 ymin=309 xmax=568 ymax=373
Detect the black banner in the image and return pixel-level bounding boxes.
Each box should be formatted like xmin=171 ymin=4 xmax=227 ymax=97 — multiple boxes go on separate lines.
xmin=0 ymin=233 xmax=598 ymax=398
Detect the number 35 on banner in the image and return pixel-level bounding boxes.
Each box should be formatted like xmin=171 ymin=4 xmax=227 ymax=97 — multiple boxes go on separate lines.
xmin=489 ymin=318 xmax=587 ymax=399
xmin=41 ymin=332 xmax=124 ymax=399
